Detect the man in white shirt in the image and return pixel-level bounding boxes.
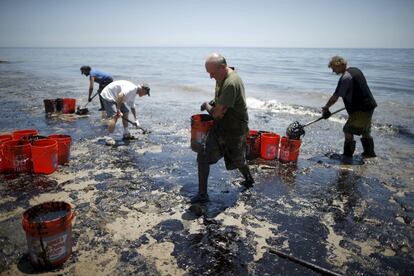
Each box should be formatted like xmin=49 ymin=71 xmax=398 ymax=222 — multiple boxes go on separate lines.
xmin=100 ymin=80 xmax=150 ymax=141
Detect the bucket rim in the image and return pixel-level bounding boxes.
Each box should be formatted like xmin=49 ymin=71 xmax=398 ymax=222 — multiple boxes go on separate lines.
xmin=261 ymin=132 xmax=280 ymax=138
xmin=12 ymin=129 xmax=38 ymax=134
xmin=0 ymin=134 xmax=13 ymax=143
xmin=31 ymin=139 xmax=58 ymax=147
xmin=48 ymin=134 xmax=72 ymax=140
xmin=281 ymin=136 xmax=302 ymax=142
xmin=191 ymin=113 xmax=213 ymax=121
xmin=3 ymin=139 xmax=31 ymax=147
xmin=22 ymin=201 xmax=74 ymax=233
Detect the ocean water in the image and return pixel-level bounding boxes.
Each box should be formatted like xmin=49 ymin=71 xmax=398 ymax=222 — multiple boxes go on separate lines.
xmin=0 ymin=47 xmax=413 ymax=126
xmin=1 ymin=48 xmax=414 ymax=274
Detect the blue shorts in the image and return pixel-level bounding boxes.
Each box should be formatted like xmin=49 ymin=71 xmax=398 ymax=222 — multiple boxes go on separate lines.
xmin=102 ymin=99 xmax=129 ymax=118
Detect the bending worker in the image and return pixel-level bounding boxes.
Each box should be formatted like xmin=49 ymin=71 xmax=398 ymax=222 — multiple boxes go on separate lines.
xmin=191 ymin=53 xmax=254 ymax=204
xmin=322 ymin=56 xmax=377 ymax=158
xmin=80 ymin=66 xmax=113 ymax=111
xmin=100 ymin=80 xmax=150 ymax=141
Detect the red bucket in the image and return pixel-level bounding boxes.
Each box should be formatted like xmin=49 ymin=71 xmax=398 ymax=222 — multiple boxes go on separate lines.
xmin=246 ymin=130 xmax=260 ymax=160
xmin=31 ymin=139 xmax=58 ymax=174
xmin=260 ymin=133 xmax=280 ymax=160
xmin=22 ymin=201 xmax=74 ymax=268
xmin=63 ymin=98 xmax=76 ymax=114
xmin=3 ymin=140 xmax=32 ymax=173
xmin=48 ymin=134 xmax=72 ymax=165
xmin=190 ymin=114 xmax=214 ymax=152
xmin=0 ymin=134 xmax=13 ymax=173
xmin=279 ymin=137 xmax=302 ymax=163
xmin=12 ymin=129 xmax=38 ymax=141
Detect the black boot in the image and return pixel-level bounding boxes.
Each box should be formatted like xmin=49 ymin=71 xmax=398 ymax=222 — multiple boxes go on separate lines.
xmin=238 ymin=165 xmax=255 ymax=188
xmin=190 ymin=163 xmax=210 ymax=203
xmin=361 ymin=137 xmax=376 ymax=158
xmin=343 ymin=140 xmax=356 ymax=158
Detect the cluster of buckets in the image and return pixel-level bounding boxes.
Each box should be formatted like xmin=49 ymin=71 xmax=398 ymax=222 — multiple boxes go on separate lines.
xmin=43 ymin=98 xmax=76 ymax=114
xmin=246 ymin=130 xmax=301 ymax=163
xmin=0 ymin=130 xmax=75 ymax=267
xmin=0 ymin=129 xmax=72 ymax=175
xmin=190 ymin=114 xmax=301 ymax=163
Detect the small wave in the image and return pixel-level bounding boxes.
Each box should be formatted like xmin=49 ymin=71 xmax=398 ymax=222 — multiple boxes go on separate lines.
xmin=246 ymin=97 xmax=413 ymax=138
xmin=247 ymin=97 xmax=323 ymax=118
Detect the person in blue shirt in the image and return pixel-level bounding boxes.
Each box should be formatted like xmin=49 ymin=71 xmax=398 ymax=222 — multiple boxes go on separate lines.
xmin=80 ymin=66 xmax=114 ymax=111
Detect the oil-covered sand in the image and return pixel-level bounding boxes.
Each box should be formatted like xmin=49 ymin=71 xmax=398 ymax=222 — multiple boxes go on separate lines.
xmin=1 ymin=85 xmax=414 ymax=275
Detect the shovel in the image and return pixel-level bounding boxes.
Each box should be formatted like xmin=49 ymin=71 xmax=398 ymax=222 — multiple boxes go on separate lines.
xmin=108 ymin=115 xmax=150 ymax=134
xmin=122 ymin=117 xmax=150 ymax=134
xmin=76 ymin=92 xmax=99 ymax=115
xmin=286 ymin=107 xmax=345 ymax=139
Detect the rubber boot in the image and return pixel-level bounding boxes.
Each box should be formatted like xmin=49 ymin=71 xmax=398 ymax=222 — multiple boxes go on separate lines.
xmin=190 ymin=163 xmax=210 ymax=203
xmin=361 ymin=137 xmax=376 ymax=158
xmin=343 ymin=140 xmax=356 ymax=158
xmin=238 ymin=165 xmax=255 ymax=188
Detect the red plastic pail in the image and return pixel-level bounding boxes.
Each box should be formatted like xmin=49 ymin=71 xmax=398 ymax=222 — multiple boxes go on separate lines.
xmin=48 ymin=134 xmax=72 ymax=165
xmin=63 ymin=98 xmax=76 ymax=114
xmin=279 ymin=137 xmax=302 ymax=163
xmin=0 ymin=134 xmax=13 ymax=173
xmin=260 ymin=133 xmax=280 ymax=160
xmin=31 ymin=139 xmax=58 ymax=174
xmin=22 ymin=201 xmax=74 ymax=268
xmin=190 ymin=114 xmax=214 ymax=152
xmin=3 ymin=140 xmax=32 ymax=173
xmin=12 ymin=129 xmax=38 ymax=141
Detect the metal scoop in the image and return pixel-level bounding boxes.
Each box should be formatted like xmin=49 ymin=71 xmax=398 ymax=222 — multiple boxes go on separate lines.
xmin=76 ymin=92 xmax=99 ymax=115
xmin=286 ymin=107 xmax=345 ymax=139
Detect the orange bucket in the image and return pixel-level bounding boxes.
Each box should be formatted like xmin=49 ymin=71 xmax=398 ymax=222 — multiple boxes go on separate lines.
xmin=246 ymin=130 xmax=260 ymax=160
xmin=2 ymin=140 xmax=32 ymax=173
xmin=12 ymin=129 xmax=38 ymax=141
xmin=22 ymin=201 xmax=74 ymax=268
xmin=260 ymin=133 xmax=280 ymax=160
xmin=48 ymin=134 xmax=72 ymax=165
xmin=0 ymin=134 xmax=13 ymax=173
xmin=31 ymin=139 xmax=58 ymax=174
xmin=190 ymin=114 xmax=214 ymax=152
xmin=279 ymin=137 xmax=302 ymax=163
xmin=63 ymin=98 xmax=76 ymax=114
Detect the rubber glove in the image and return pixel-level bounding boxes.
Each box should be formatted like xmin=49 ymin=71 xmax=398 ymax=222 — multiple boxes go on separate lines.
xmin=322 ymin=108 xmax=331 ymax=119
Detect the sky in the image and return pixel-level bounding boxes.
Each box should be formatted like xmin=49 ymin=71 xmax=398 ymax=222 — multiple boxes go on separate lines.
xmin=0 ymin=0 xmax=413 ymax=48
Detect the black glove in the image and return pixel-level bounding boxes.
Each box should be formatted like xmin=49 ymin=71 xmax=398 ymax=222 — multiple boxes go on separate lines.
xmin=200 ymin=102 xmax=208 ymax=111
xmin=88 ymin=97 xmax=92 ymax=102
xmin=322 ymin=109 xmax=331 ymax=119
xmin=209 ymin=100 xmax=216 ymax=107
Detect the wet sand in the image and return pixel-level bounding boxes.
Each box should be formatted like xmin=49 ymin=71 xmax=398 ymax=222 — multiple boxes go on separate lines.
xmin=1 ymin=92 xmax=414 ymax=275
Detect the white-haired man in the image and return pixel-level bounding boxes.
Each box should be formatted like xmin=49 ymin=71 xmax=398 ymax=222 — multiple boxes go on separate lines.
xmin=322 ymin=56 xmax=377 ymax=158
xmin=100 ymin=80 xmax=150 ymax=142
xmin=191 ymin=53 xmax=254 ymax=203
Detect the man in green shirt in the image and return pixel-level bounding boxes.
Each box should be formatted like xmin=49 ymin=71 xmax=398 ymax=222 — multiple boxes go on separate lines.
xmin=191 ymin=53 xmax=254 ymax=204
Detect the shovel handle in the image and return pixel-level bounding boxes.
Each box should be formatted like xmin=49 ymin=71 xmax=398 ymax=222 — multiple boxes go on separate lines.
xmin=121 ymin=117 xmax=148 ymax=133
xmin=303 ymin=107 xmax=346 ymax=128
xmin=83 ymin=91 xmax=100 ymax=108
